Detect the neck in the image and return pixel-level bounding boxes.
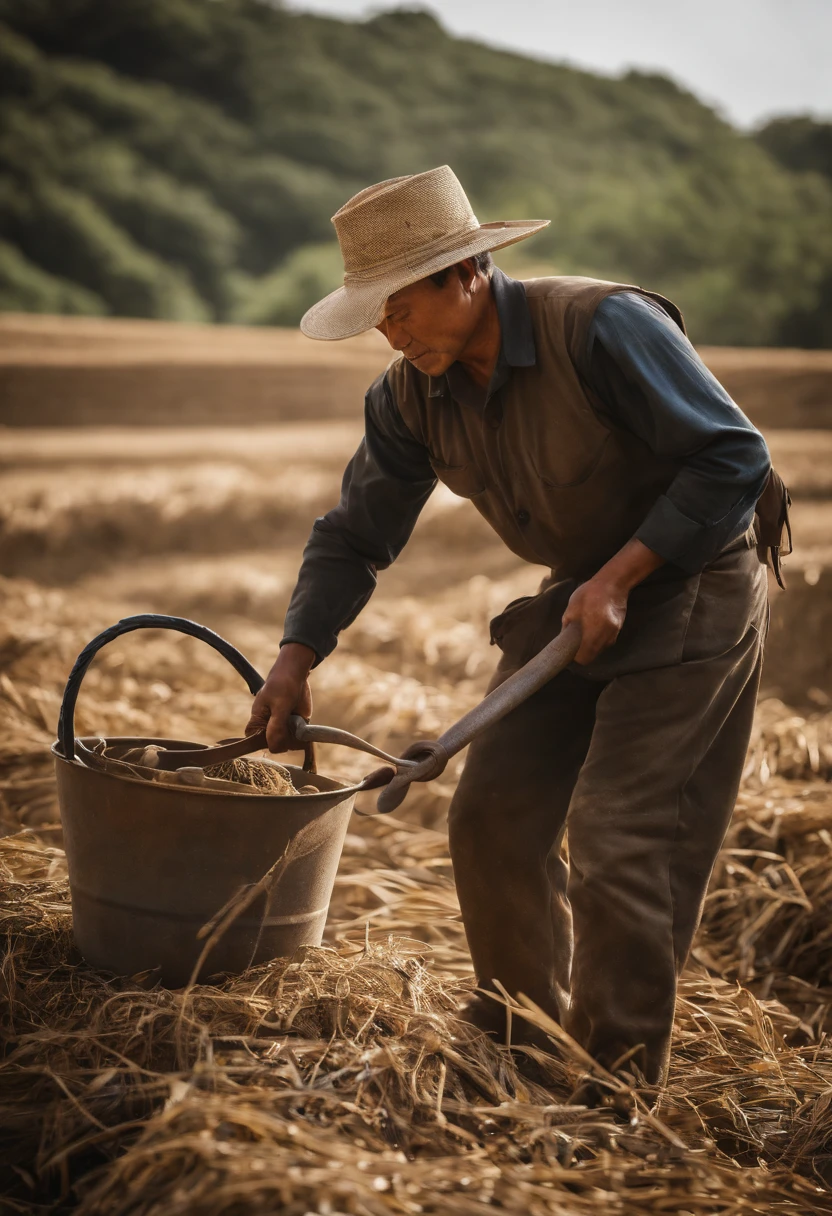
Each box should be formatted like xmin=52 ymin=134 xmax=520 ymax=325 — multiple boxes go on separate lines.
xmin=456 ymin=282 xmax=501 ymax=388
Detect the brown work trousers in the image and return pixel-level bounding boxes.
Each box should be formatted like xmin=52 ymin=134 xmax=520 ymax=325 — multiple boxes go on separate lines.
xmin=448 ymin=535 xmax=768 ymax=1086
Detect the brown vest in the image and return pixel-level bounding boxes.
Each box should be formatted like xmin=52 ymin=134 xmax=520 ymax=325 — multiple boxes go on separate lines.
xmin=388 ymin=276 xmax=683 ymax=581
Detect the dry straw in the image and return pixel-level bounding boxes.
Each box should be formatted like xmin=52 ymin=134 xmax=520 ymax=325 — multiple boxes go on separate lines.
xmin=4 ymin=814 xmax=832 ymax=1215
xmin=4 ymin=583 xmax=832 ymax=1211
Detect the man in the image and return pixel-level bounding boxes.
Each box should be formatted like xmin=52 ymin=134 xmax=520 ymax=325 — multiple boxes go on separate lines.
xmin=246 ymin=165 xmax=788 ymax=1091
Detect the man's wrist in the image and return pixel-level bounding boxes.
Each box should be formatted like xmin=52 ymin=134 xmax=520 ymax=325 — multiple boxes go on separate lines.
xmin=597 ymin=565 xmax=640 ymax=597
xmin=595 ymin=538 xmax=664 ymax=595
xmin=273 ymin=641 xmax=316 ymax=680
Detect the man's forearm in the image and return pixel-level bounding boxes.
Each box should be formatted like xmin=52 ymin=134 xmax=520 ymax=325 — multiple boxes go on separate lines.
xmin=596 ymin=536 xmax=665 ymax=593
xmin=274 ymin=642 xmax=316 ymax=682
xmin=282 ymin=387 xmax=436 ymax=662
xmin=281 ymin=521 xmax=381 ymax=665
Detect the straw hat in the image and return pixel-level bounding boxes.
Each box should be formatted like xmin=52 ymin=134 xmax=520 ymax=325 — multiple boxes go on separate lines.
xmin=300 ymin=165 xmax=549 ymax=340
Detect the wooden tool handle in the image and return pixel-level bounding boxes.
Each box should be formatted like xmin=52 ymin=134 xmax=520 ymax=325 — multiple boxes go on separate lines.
xmin=375 ymin=622 xmax=582 ymax=814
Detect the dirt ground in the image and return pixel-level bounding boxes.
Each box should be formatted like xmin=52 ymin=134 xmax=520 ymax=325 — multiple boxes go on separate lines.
xmin=3 ymin=311 xmax=832 ymax=427
xmin=3 ymin=318 xmax=832 ymax=1213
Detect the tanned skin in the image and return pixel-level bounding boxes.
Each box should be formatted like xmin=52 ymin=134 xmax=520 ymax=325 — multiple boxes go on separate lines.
xmin=247 ymin=257 xmax=663 ymax=751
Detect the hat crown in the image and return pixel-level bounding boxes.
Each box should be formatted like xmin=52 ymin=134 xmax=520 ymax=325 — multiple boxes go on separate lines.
xmin=332 ymin=165 xmax=479 ymax=280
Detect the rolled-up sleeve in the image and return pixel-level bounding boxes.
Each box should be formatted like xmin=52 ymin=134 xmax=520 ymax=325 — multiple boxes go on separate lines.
xmin=281 ymin=372 xmax=436 ymax=663
xmin=587 ymin=291 xmax=771 ymax=573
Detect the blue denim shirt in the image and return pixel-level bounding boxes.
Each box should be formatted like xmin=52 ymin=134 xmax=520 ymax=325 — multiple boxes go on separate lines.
xmin=283 ymin=271 xmax=770 ymax=662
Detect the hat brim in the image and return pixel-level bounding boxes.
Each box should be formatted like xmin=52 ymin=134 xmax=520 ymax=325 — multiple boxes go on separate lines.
xmin=300 ymin=219 xmax=550 ymax=341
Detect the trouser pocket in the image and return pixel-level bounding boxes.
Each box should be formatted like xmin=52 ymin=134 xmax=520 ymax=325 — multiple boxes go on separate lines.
xmin=489 ymin=579 xmax=576 ymax=670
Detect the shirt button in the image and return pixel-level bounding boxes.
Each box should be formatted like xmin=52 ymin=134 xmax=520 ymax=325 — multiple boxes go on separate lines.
xmin=516 ymin=508 xmax=530 ymax=526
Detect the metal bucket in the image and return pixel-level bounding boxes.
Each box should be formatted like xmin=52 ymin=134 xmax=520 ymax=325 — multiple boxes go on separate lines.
xmin=53 ymin=615 xmax=359 ymax=987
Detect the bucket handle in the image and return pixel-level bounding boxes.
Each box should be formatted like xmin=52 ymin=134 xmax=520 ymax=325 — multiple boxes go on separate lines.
xmin=57 ymin=613 xmax=269 ymax=764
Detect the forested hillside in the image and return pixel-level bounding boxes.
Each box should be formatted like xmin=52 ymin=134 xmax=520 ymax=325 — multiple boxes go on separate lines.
xmin=1 ymin=0 xmax=830 ymax=345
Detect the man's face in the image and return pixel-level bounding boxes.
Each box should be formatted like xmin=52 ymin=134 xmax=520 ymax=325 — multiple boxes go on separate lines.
xmin=375 ymin=260 xmax=482 ymax=377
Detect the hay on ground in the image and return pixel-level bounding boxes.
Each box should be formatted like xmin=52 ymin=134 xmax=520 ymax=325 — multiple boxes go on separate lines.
xmin=5 ymin=570 xmax=832 ymax=1211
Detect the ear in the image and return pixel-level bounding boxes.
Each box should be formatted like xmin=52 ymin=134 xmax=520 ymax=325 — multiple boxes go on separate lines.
xmin=456 ymin=257 xmax=478 ymax=292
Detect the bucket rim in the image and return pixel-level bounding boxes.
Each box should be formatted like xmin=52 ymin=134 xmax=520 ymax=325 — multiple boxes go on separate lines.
xmin=52 ymin=736 xmax=358 ymax=800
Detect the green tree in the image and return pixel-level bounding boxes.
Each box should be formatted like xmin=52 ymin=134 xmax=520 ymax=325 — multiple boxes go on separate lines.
xmin=756 ymin=115 xmax=832 ymax=182
xmin=0 ymin=239 xmax=105 ymax=314
xmin=234 ymin=242 xmax=343 ymax=326
xmin=0 ymin=2 xmax=830 ymax=344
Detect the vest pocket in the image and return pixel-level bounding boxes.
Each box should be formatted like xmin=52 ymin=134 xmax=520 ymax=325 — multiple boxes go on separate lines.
xmin=529 ymin=431 xmax=610 ymax=488
xmin=429 ymin=458 xmax=486 ymax=499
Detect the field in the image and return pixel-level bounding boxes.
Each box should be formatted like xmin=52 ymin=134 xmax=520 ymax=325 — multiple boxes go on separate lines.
xmin=3 ymin=316 xmax=832 ymax=1213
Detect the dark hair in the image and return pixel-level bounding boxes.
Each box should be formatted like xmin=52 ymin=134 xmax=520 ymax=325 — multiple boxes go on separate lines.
xmin=428 ymin=250 xmax=493 ymax=288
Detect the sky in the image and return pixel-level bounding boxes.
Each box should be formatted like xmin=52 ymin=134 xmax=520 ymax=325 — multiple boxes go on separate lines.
xmin=289 ymin=0 xmax=832 ymax=128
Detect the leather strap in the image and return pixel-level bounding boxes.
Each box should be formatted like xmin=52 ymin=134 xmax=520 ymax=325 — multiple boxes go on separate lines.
xmin=149 ymin=730 xmax=269 ymax=771
xmin=755 ymin=467 xmax=792 ymax=590
xmin=75 ymin=735 xmax=391 ymax=797
xmin=99 ymin=729 xmax=318 ymax=775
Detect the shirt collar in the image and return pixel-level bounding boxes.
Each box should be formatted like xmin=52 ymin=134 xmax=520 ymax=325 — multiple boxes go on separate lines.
xmin=427 ymin=267 xmax=537 ymax=400
xmin=491 ymin=266 xmax=537 ymax=369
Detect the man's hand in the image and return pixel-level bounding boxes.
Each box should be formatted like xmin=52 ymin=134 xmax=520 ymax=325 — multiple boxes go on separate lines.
xmin=562 ymin=538 xmax=664 ymax=665
xmin=245 ymin=642 xmax=316 ymax=752
xmin=562 ymin=575 xmax=629 ymax=665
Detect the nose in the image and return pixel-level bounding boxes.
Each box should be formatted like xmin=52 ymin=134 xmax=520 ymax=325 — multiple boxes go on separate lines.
xmin=381 ymin=318 xmax=409 ymax=353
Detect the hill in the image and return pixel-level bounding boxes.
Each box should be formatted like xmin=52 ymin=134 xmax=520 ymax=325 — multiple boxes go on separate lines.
xmin=1 ymin=0 xmax=831 ymax=345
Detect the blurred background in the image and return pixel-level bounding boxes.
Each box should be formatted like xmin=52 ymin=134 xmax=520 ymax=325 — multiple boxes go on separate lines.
xmin=0 ymin=0 xmax=830 ymax=345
